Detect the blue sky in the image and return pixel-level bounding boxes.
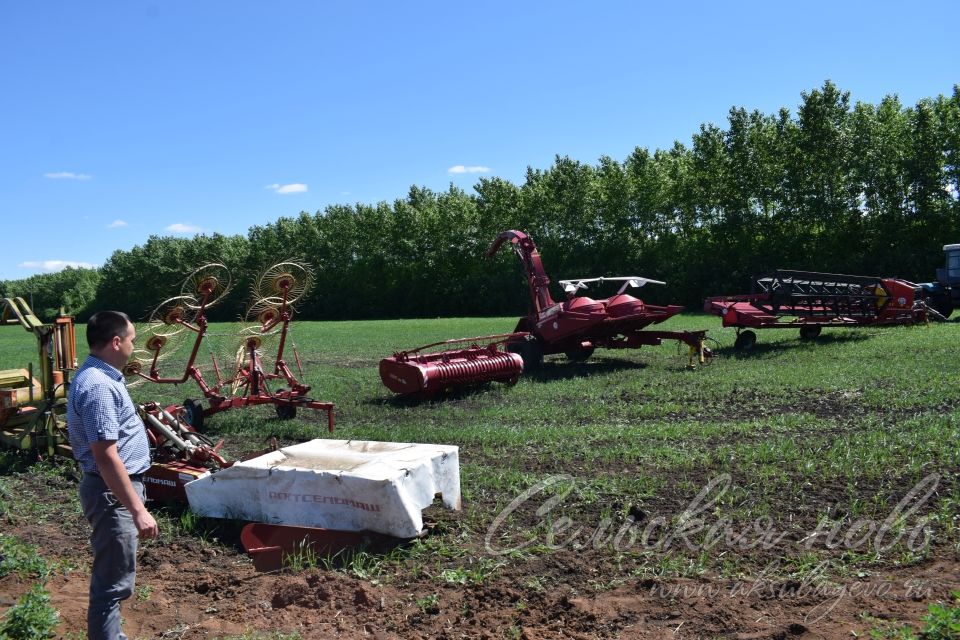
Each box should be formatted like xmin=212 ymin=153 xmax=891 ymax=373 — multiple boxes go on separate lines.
xmin=1 ymin=1 xmax=957 ymax=281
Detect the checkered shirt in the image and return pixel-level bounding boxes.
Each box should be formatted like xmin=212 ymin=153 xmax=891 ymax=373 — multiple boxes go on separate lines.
xmin=67 ymin=355 xmax=151 ymax=475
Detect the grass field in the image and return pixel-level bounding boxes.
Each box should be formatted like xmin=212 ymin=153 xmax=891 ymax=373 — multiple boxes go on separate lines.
xmin=5 ymin=314 xmax=958 ymax=567
xmin=2 ymin=313 xmax=959 ymax=636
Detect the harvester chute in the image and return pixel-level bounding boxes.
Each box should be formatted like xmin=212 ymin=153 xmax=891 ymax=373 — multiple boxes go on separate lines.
xmin=485 ymin=230 xmax=710 ymax=369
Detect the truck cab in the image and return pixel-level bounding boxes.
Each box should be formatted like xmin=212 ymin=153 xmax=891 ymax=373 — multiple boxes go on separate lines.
xmin=923 ymin=243 xmax=960 ymax=318
xmin=937 ymin=244 xmax=960 ymax=288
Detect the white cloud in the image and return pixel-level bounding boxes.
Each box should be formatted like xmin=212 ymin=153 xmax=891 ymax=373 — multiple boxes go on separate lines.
xmin=19 ymin=260 xmax=97 ymax=272
xmin=44 ymin=172 xmax=92 ymax=180
xmin=265 ymin=183 xmax=308 ymax=194
xmin=448 ymin=165 xmax=491 ymax=175
xmin=107 ymin=219 xmax=128 ymax=229
xmin=165 ymin=223 xmax=204 ymax=234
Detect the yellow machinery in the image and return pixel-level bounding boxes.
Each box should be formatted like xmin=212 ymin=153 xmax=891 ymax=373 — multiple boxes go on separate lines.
xmin=0 ymin=297 xmax=76 ymax=457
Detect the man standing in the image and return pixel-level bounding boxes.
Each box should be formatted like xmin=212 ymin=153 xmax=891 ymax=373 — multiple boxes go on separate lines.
xmin=68 ymin=310 xmax=158 ymax=640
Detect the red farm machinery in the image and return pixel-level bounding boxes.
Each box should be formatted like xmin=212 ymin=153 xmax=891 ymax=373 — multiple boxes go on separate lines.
xmin=379 ymin=332 xmax=527 ymax=395
xmin=485 ymin=230 xmax=710 ymax=370
xmin=377 ymin=230 xmax=710 ymax=396
xmin=704 ymin=269 xmax=928 ymax=350
xmin=126 ymin=261 xmax=334 ymax=432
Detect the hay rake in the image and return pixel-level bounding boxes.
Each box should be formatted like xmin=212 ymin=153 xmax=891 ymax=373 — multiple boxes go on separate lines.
xmin=126 ymin=261 xmax=334 ymax=431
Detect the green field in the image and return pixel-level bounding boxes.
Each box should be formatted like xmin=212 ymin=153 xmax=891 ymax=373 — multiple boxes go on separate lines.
xmin=2 ymin=313 xmax=959 ymax=582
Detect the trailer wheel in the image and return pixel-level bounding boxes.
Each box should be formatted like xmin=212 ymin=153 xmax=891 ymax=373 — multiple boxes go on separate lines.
xmin=275 ymin=403 xmax=297 ymax=420
xmin=799 ymin=325 xmax=822 ymax=340
xmin=509 ymin=339 xmax=543 ymax=371
xmin=565 ymin=345 xmax=595 ymax=362
xmin=183 ymin=398 xmax=204 ymax=431
xmin=733 ymin=330 xmax=757 ymax=351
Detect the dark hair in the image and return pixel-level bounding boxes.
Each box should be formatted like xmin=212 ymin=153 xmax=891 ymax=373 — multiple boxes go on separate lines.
xmin=87 ymin=311 xmax=132 ymax=349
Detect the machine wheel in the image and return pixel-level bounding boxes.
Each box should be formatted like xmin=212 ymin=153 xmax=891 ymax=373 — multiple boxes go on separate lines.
xmin=509 ymin=339 xmax=543 ymax=371
xmin=733 ymin=330 xmax=757 ymax=351
xmin=799 ymin=325 xmax=822 ymax=340
xmin=565 ymin=345 xmax=595 ymax=362
xmin=183 ymin=398 xmax=204 ymax=431
xmin=275 ymin=403 xmax=297 ymax=420
xmin=930 ymin=295 xmax=954 ymax=320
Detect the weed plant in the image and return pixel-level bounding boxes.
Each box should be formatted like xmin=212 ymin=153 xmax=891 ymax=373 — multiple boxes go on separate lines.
xmin=0 ymin=538 xmax=59 ymax=640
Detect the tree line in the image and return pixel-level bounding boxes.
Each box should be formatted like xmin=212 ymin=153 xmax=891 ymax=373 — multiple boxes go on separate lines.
xmin=3 ymin=81 xmax=958 ymax=323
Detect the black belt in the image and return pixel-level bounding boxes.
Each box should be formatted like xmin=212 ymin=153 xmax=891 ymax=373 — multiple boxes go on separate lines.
xmin=84 ymin=471 xmax=145 ymax=482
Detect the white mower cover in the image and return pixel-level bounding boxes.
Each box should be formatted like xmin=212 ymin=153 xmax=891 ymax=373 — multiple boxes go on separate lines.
xmin=185 ymin=439 xmax=461 ymax=538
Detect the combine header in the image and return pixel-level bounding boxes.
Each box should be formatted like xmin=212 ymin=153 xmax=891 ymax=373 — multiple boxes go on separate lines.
xmin=379 ymin=333 xmax=527 ymax=395
xmin=704 ymin=269 xmax=927 ymax=349
xmin=485 ymin=230 xmax=710 ymax=369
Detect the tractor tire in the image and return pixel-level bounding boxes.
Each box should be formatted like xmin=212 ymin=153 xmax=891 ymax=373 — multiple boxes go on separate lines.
xmin=733 ymin=330 xmax=757 ymax=351
xmin=565 ymin=345 xmax=595 ymax=362
xmin=275 ymin=403 xmax=297 ymax=420
xmin=509 ymin=339 xmax=543 ymax=371
xmin=183 ymin=398 xmax=205 ymax=431
xmin=799 ymin=325 xmax=822 ymax=340
xmin=930 ymin=295 xmax=954 ymax=320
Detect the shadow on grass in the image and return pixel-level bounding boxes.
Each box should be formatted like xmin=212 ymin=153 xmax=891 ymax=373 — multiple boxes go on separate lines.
xmin=523 ymin=357 xmax=648 ymax=383
xmin=0 ymin=450 xmax=79 ymax=479
xmin=151 ymin=500 xmax=417 ymax=572
xmin=370 ymin=357 xmax=648 ymax=406
xmin=151 ymin=501 xmax=249 ymax=552
xmin=715 ymin=331 xmax=873 ymax=359
xmin=372 ymin=382 xmax=508 ymax=408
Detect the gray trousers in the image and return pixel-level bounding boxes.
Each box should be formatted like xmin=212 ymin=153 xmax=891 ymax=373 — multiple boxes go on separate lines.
xmin=79 ymin=473 xmax=145 ymax=640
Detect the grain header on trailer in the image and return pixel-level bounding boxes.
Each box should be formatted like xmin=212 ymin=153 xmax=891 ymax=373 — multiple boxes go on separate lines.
xmin=704 ymin=269 xmax=928 ymax=349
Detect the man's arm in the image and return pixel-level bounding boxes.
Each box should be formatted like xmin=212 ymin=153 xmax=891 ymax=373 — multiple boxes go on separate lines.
xmin=90 ymin=441 xmax=159 ymax=539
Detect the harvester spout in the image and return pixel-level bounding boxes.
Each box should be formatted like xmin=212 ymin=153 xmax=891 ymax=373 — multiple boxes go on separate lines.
xmin=486 ymin=230 xmax=555 ymax=314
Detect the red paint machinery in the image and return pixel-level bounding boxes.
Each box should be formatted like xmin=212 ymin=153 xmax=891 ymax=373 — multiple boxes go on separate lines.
xmin=126 ymin=261 xmax=334 ymax=431
xmin=704 ymin=269 xmax=928 ymax=349
xmin=485 ymin=230 xmax=710 ymax=368
xmin=137 ymin=401 xmax=232 ymax=502
xmin=379 ymin=333 xmax=527 ymax=395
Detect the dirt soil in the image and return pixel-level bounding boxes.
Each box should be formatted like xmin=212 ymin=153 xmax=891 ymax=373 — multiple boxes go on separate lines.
xmin=2 ymin=452 xmax=959 ymax=640
xmin=3 ymin=530 xmax=958 ymax=640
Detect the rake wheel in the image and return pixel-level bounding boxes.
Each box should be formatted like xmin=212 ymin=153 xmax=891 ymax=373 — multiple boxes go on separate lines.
xmin=147 ymin=295 xmax=195 ymax=336
xmin=229 ymin=325 xmax=280 ymax=387
xmin=254 ymin=261 xmax=312 ymax=305
xmin=180 ymin=263 xmax=232 ymax=309
xmin=122 ymin=349 xmax=154 ymax=388
xmin=243 ymin=296 xmax=287 ymax=328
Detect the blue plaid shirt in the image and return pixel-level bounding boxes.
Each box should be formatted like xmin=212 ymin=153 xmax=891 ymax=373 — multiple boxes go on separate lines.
xmin=68 ymin=355 xmax=152 ymax=475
